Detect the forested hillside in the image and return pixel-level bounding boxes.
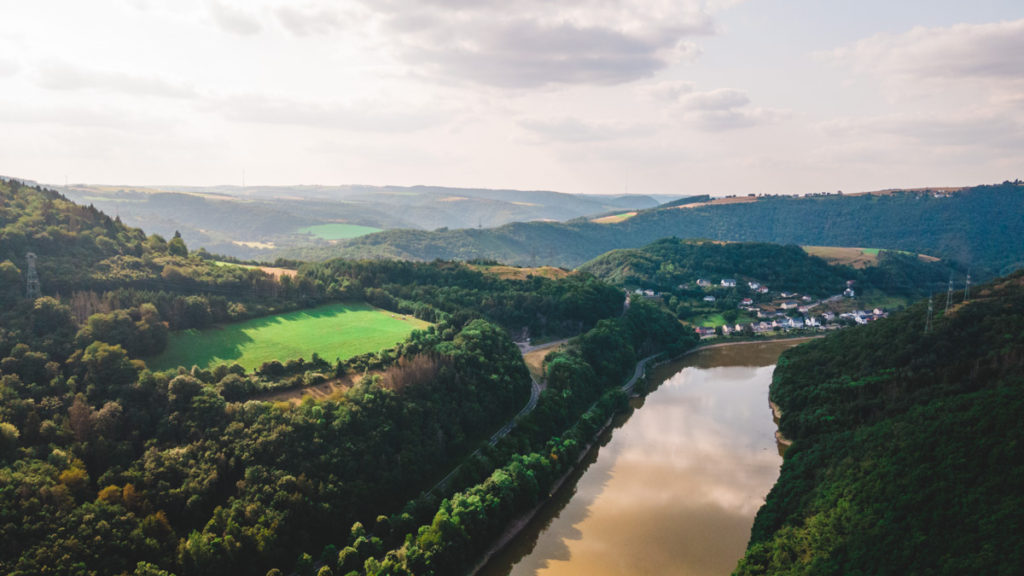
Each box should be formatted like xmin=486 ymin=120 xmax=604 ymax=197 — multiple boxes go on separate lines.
xmin=0 ymin=179 xmax=697 ymax=576
xmin=579 ymin=238 xmax=955 ymax=298
xmin=320 ymin=182 xmax=1024 ymax=276
xmin=735 ymin=270 xmax=1024 ymax=575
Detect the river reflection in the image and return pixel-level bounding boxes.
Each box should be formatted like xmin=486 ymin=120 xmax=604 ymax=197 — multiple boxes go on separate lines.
xmin=479 ymin=339 xmax=806 ymax=576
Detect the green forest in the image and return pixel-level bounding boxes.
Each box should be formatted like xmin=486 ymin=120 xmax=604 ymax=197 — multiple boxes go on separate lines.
xmin=0 ymin=180 xmax=697 ymax=576
xmin=315 ymin=182 xmax=1024 ymax=276
xmin=735 ymin=271 xmax=1024 ymax=575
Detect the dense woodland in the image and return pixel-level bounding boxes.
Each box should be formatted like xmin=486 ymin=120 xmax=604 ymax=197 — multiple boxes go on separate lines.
xmin=0 ymin=180 xmax=696 ymax=575
xmin=579 ymin=238 xmax=955 ymax=298
xmin=320 ymin=182 xmax=1024 ymax=276
xmin=735 ymin=271 xmax=1024 ymax=575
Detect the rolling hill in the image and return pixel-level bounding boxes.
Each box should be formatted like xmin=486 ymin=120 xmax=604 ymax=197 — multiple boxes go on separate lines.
xmin=60 ymin=183 xmax=673 ymax=260
xmin=319 ymin=182 xmax=1024 ymax=278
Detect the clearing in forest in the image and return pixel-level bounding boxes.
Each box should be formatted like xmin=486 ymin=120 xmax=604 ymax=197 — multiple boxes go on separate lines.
xmin=146 ymin=302 xmax=430 ymax=372
xmin=803 ymin=246 xmax=938 ymax=268
xmin=470 ymin=264 xmax=571 ymax=281
xmin=591 ymin=211 xmax=638 ymax=224
xmin=299 ymin=223 xmax=383 ymax=240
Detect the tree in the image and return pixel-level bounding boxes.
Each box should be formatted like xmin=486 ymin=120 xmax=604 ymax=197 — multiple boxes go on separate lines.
xmin=168 ymin=231 xmax=188 ymax=257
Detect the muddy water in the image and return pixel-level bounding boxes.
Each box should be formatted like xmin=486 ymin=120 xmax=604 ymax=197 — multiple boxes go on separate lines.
xmin=479 ymin=339 xmax=805 ymax=576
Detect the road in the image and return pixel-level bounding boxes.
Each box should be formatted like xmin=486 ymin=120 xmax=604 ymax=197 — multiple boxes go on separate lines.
xmin=428 ymin=339 xmax=659 ymax=497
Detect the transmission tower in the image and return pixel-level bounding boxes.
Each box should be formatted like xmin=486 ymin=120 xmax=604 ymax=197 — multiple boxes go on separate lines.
xmin=25 ymin=252 xmax=41 ymax=300
xmin=963 ymin=270 xmax=971 ymax=302
xmin=944 ymin=273 xmax=954 ymax=314
xmin=924 ymin=294 xmax=934 ymax=334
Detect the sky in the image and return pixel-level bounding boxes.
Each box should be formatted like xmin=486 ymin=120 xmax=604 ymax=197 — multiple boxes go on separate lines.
xmin=1 ymin=0 xmax=1021 ymax=196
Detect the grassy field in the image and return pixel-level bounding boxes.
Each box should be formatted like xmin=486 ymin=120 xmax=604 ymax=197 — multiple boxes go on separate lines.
xmin=146 ymin=302 xmax=430 ymax=372
xmin=213 ymin=261 xmax=297 ymax=278
xmin=804 ymin=245 xmax=938 ymax=268
xmin=591 ymin=211 xmax=637 ymax=224
xmin=299 ymin=223 xmax=383 ymax=240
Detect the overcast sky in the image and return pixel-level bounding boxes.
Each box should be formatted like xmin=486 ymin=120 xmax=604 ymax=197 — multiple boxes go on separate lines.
xmin=1 ymin=0 xmax=1021 ymax=196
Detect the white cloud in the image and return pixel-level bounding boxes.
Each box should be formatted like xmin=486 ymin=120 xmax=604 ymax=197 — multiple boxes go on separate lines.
xmin=672 ymin=88 xmax=782 ymax=131
xmin=356 ymin=0 xmax=718 ymax=87
xmin=821 ymin=112 xmax=1024 ymax=151
xmin=275 ymin=4 xmax=351 ymax=36
xmin=211 ymin=93 xmax=449 ymax=133
xmin=517 ymin=116 xmax=653 ymax=142
xmin=825 ymin=18 xmax=1024 ymax=82
xmin=641 ymin=80 xmax=695 ymax=103
xmin=680 ymin=88 xmax=749 ymax=111
xmin=208 ymin=0 xmax=263 ymax=35
xmin=35 ymin=61 xmax=197 ymax=99
xmin=0 ymin=101 xmax=167 ymax=130
xmin=0 ymin=58 xmax=20 ymax=78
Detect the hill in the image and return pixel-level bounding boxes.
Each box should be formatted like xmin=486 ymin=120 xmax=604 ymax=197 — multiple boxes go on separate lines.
xmin=319 ymin=182 xmax=1024 ymax=277
xmin=580 ymin=239 xmax=955 ymax=297
xmin=735 ymin=270 xmax=1024 ymax=574
xmin=60 ymin=183 xmax=672 ymax=260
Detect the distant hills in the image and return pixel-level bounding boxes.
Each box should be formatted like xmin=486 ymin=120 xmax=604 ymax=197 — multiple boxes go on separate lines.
xmin=60 ymin=183 xmax=672 ymax=260
xmin=320 ymin=182 xmax=1024 ymax=278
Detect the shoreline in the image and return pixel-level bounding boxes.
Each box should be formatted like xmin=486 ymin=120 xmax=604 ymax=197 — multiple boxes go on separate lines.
xmin=470 ymin=336 xmax=816 ymax=575
xmin=468 ymin=414 xmax=617 ymax=576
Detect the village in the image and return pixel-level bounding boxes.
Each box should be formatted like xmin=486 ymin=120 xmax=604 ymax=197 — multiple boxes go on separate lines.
xmin=632 ymin=277 xmax=889 ymax=339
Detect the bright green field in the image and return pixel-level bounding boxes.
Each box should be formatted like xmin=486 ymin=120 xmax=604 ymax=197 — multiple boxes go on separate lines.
xmin=146 ymin=302 xmax=430 ymax=372
xmin=299 ymin=223 xmax=383 ymax=240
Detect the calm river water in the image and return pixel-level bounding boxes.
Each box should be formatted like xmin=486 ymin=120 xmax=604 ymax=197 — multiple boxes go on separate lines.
xmin=479 ymin=339 xmax=806 ymax=576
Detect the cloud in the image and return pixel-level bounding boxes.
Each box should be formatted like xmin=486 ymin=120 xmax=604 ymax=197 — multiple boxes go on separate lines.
xmin=35 ymin=61 xmax=197 ymax=99
xmin=212 ymin=94 xmax=447 ymax=133
xmin=825 ymin=18 xmax=1024 ymax=81
xmin=821 ymin=112 xmax=1024 ymax=151
xmin=673 ymin=88 xmax=781 ymax=131
xmin=359 ymin=0 xmax=717 ymax=87
xmin=0 ymin=58 xmax=20 ymax=78
xmin=680 ymin=88 xmax=749 ymax=111
xmin=517 ymin=116 xmax=652 ymax=142
xmin=275 ymin=4 xmax=350 ymax=36
xmin=0 ymin=101 xmax=164 ymax=130
xmin=641 ymin=80 xmax=695 ymax=102
xmin=208 ymin=0 xmax=263 ymax=36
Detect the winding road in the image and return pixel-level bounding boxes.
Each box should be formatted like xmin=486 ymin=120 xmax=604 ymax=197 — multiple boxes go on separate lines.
xmin=428 ymin=339 xmax=659 ymax=497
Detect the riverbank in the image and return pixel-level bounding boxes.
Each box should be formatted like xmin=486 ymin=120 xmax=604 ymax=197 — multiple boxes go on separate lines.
xmin=469 ymin=414 xmax=618 ymax=576
xmin=473 ymin=337 xmax=813 ymax=575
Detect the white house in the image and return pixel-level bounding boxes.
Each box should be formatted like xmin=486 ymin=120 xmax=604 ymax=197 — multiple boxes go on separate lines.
xmin=721 ymin=278 xmax=737 ymax=287
xmin=780 ymin=301 xmax=799 ymax=310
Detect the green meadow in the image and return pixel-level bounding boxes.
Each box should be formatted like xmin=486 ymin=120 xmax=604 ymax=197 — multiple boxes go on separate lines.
xmin=299 ymin=223 xmax=383 ymax=240
xmin=146 ymin=302 xmax=430 ymax=372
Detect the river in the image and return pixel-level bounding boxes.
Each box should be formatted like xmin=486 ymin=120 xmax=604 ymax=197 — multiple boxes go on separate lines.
xmin=479 ymin=339 xmax=805 ymax=576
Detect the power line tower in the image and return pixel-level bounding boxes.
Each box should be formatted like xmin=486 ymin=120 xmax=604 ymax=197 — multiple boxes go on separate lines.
xmin=944 ymin=273 xmax=954 ymax=314
xmin=25 ymin=252 xmax=41 ymax=300
xmin=963 ymin=269 xmax=971 ymax=302
xmin=924 ymin=294 xmax=934 ymax=334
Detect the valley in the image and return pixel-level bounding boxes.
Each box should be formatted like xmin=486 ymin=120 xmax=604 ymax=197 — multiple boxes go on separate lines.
xmin=0 ymin=177 xmax=1022 ymax=576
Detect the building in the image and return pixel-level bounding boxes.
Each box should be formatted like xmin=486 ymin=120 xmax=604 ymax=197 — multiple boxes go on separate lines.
xmin=721 ymin=278 xmax=737 ymax=287
xmin=779 ymin=300 xmax=799 ymax=310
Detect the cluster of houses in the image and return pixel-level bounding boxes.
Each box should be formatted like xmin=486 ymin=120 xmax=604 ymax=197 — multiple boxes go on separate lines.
xmin=694 ymin=308 xmax=889 ymax=339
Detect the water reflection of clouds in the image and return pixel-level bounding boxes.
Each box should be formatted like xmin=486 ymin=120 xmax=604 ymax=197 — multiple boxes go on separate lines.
xmin=501 ymin=358 xmax=785 ymax=576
